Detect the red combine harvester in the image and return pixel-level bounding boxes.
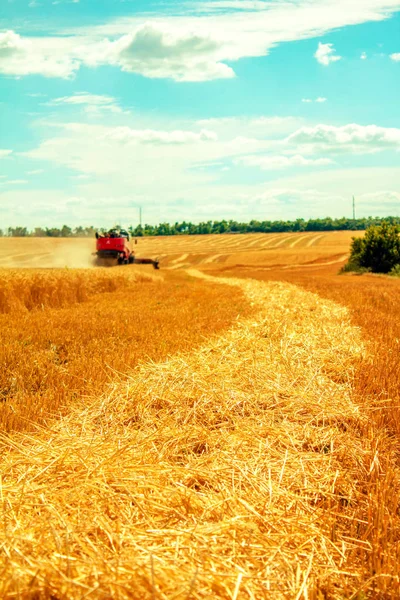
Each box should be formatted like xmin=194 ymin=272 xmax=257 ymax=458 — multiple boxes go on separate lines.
xmin=95 ymin=229 xmax=160 ymax=269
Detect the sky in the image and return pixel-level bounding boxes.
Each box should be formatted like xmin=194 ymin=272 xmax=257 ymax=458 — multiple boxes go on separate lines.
xmin=0 ymin=0 xmax=400 ymax=228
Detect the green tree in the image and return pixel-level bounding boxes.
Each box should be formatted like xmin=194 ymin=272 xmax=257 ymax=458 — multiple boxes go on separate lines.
xmin=131 ymin=224 xmax=144 ymax=237
xmin=61 ymin=225 xmax=72 ymax=237
xmin=8 ymin=226 xmax=28 ymax=237
xmin=345 ymin=222 xmax=400 ymax=273
xmin=45 ymin=227 xmax=61 ymax=237
xmin=33 ymin=227 xmax=46 ymax=237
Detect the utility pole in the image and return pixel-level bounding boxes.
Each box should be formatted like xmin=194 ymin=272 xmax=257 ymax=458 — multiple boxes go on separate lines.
xmin=352 ymin=196 xmax=356 ymax=220
xmin=139 ymin=206 xmax=142 ymax=228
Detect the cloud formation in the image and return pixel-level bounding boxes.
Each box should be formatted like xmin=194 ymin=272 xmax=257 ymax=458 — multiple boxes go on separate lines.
xmin=0 ymin=149 xmax=12 ymax=158
xmin=50 ymin=93 xmax=124 ymax=114
xmin=390 ymin=53 xmax=400 ymax=61
xmin=0 ymin=30 xmax=78 ymax=78
xmin=314 ymin=42 xmax=341 ymax=66
xmin=51 ymin=93 xmax=117 ymax=106
xmin=102 ymin=126 xmax=218 ymax=144
xmin=287 ymin=123 xmax=400 ymax=153
xmin=107 ymin=24 xmax=235 ymax=82
xmin=302 ymin=97 xmax=327 ymax=103
xmin=2 ymin=0 xmax=400 ymax=81
xmin=236 ymin=154 xmax=334 ymax=170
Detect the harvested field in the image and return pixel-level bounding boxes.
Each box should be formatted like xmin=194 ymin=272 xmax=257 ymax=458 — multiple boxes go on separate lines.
xmin=0 ymin=268 xmax=250 ymax=432
xmin=217 ymin=264 xmax=400 ymax=598
xmin=0 ymin=270 xmax=380 ymax=598
xmin=0 ymin=231 xmax=362 ymax=271
xmin=1 ymin=233 xmax=400 ymax=598
xmin=0 ymin=238 xmax=95 ymax=269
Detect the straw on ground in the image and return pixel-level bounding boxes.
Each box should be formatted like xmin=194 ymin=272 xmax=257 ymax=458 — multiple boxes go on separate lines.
xmin=0 ymin=272 xmax=386 ymax=598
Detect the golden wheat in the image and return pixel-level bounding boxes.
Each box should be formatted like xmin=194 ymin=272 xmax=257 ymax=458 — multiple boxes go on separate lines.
xmin=0 ymin=269 xmax=250 ymax=433
xmin=0 ymin=273 xmax=385 ymax=599
xmin=1 ymin=235 xmax=399 ymax=597
xmin=223 ymin=263 xmax=400 ymax=597
xmin=0 ymin=231 xmax=362 ymax=271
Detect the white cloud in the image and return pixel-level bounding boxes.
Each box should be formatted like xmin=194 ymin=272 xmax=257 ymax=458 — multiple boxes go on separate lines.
xmin=236 ymin=154 xmax=334 ymax=170
xmin=196 ymin=1 xmax=270 ymax=11
xmin=265 ymin=166 xmax=400 ymax=202
xmin=0 ymin=150 xmax=12 ymax=158
xmin=0 ymin=30 xmax=78 ymax=78
xmin=390 ymin=53 xmax=400 ymax=61
xmin=360 ymin=51 xmax=367 ymax=59
xmin=21 ymin=121 xmax=227 ymax=179
xmin=196 ymin=115 xmax=301 ymax=141
xmin=3 ymin=0 xmax=400 ymax=81
xmin=49 ymin=93 xmax=124 ymax=114
xmin=0 ymin=179 xmax=28 ymax=185
xmin=302 ymin=97 xmax=327 ymax=103
xmin=27 ymin=169 xmax=44 ymax=175
xmin=2 ymin=171 xmax=399 ymax=227
xmin=24 ymin=113 xmax=274 ymax=170
xmin=101 ymin=126 xmax=218 ymax=144
xmin=15 ymin=110 xmax=400 ymax=226
xmin=51 ymin=93 xmax=116 ymax=106
xmin=94 ymin=23 xmax=236 ymax=82
xmin=287 ymin=123 xmax=400 ymax=154
xmin=314 ymin=42 xmax=341 ymax=66
xmin=358 ymin=190 xmax=400 ymax=208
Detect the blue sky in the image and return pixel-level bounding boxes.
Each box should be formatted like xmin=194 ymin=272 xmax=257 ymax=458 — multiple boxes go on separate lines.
xmin=1 ymin=0 xmax=400 ymax=228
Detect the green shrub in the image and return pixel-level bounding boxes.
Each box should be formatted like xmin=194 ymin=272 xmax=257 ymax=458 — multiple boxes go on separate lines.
xmin=343 ymin=222 xmax=400 ymax=274
xmin=390 ymin=264 xmax=400 ymax=277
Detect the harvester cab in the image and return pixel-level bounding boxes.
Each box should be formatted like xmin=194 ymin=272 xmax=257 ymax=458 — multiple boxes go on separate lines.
xmin=95 ymin=229 xmax=159 ymax=269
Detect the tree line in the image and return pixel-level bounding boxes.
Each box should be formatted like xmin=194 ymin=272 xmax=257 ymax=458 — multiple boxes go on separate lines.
xmin=0 ymin=226 xmax=97 ymax=238
xmin=2 ymin=216 xmax=400 ymax=238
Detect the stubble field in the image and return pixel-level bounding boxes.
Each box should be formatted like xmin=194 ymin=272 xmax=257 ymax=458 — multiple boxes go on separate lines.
xmin=0 ymin=231 xmax=399 ymax=599
xmin=0 ymin=230 xmax=362 ymax=271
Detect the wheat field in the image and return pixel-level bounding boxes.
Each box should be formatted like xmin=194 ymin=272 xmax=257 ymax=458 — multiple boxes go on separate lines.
xmin=0 ymin=232 xmax=399 ymax=598
xmin=0 ymin=231 xmax=361 ymax=271
xmin=0 ymin=266 xmax=250 ymax=433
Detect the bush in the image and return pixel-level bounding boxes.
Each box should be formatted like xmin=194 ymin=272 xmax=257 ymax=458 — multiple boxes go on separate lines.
xmin=344 ymin=222 xmax=400 ymax=274
xmin=390 ymin=264 xmax=400 ymax=277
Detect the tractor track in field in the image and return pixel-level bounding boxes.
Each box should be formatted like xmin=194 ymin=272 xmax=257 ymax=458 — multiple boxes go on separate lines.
xmin=306 ymin=234 xmax=326 ymax=247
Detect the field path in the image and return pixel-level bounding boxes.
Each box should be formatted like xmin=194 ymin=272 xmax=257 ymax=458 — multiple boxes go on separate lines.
xmin=280 ymin=253 xmax=349 ymax=270
xmin=306 ymin=234 xmax=326 ymax=247
xmin=167 ymin=253 xmax=190 ymax=269
xmin=0 ymin=271 xmax=374 ymax=599
xmin=289 ymin=234 xmax=311 ymax=248
xmin=201 ymin=253 xmax=224 ymax=264
xmin=270 ymin=234 xmax=295 ymax=248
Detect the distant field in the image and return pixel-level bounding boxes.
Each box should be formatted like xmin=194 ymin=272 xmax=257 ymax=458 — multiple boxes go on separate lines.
xmin=138 ymin=230 xmax=362 ymax=270
xmin=0 ymin=230 xmax=362 ymax=270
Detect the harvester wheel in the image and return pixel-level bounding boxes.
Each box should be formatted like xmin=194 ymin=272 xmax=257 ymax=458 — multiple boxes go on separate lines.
xmin=129 ymin=255 xmax=135 ymax=265
xmin=117 ymin=257 xmax=124 ymax=265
